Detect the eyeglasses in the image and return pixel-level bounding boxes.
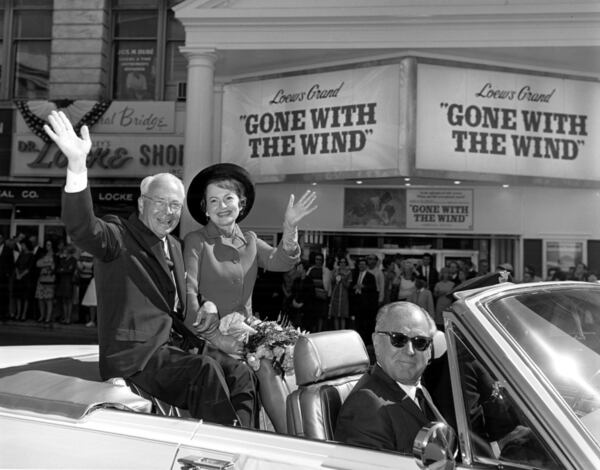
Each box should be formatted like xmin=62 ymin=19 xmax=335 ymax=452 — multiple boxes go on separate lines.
xmin=143 ymin=195 xmax=183 ymax=212
xmin=375 ymin=331 xmax=432 ymax=351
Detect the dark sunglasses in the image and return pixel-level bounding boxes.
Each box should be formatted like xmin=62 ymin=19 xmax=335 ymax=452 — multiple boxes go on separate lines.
xmin=375 ymin=331 xmax=432 ymax=351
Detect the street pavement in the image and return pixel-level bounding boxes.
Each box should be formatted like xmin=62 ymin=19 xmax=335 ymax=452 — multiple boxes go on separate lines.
xmin=0 ymin=318 xmax=98 ymax=346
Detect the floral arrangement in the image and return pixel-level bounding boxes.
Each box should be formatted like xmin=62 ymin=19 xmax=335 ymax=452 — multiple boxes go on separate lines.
xmin=219 ymin=313 xmax=304 ymax=375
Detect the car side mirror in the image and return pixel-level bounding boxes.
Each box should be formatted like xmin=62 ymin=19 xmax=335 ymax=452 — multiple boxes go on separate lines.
xmin=413 ymin=422 xmax=457 ymax=470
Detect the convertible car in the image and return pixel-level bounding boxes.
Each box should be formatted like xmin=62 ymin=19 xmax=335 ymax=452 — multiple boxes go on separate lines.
xmin=1 ymin=280 xmax=600 ymax=469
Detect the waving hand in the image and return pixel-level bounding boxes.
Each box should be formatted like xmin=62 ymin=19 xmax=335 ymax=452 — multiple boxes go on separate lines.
xmin=43 ymin=110 xmax=92 ymax=174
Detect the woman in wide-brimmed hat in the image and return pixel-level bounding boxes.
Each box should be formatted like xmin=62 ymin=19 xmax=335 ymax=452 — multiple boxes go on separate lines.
xmin=183 ymin=163 xmax=317 ymax=354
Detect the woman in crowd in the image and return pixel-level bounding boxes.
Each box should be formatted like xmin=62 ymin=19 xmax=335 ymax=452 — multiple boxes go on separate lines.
xmin=56 ymin=243 xmax=77 ymax=324
xmin=433 ymin=266 xmax=456 ymax=329
xmin=328 ymin=256 xmax=352 ymax=330
xmin=396 ymin=258 xmax=416 ymax=301
xmin=183 ymin=163 xmax=317 ymax=433
xmin=12 ymin=239 xmax=34 ymax=321
xmin=35 ymin=239 xmax=56 ymax=325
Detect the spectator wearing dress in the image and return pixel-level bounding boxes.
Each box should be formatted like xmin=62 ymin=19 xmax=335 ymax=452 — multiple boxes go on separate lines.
xmin=408 ymin=275 xmax=435 ymax=318
xmin=56 ymin=243 xmax=78 ymax=324
xmin=328 ymin=256 xmax=353 ymax=330
xmin=12 ymin=239 xmax=34 ymax=321
xmin=433 ymin=267 xmax=455 ymax=329
xmin=35 ymin=239 xmax=56 ymax=325
xmin=396 ymin=259 xmax=417 ymax=301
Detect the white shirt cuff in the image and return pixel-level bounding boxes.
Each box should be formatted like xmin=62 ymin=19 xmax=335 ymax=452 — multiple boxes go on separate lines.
xmin=65 ymin=168 xmax=88 ymax=193
xmin=490 ymin=440 xmax=501 ymax=458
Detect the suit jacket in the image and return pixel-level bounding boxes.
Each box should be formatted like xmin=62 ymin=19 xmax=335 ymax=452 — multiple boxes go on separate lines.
xmin=351 ymin=269 xmax=378 ymax=316
xmin=416 ymin=264 xmax=439 ymax=291
xmin=335 ymin=365 xmax=438 ymax=454
xmin=62 ymin=188 xmax=186 ymax=380
xmin=0 ymin=242 xmax=14 ymax=283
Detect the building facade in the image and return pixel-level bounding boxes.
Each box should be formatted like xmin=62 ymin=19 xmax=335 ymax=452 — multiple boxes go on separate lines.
xmin=1 ymin=0 xmax=599 ymax=280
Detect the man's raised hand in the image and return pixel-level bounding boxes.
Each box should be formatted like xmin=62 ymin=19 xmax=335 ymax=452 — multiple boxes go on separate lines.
xmin=43 ymin=110 xmax=92 ymax=174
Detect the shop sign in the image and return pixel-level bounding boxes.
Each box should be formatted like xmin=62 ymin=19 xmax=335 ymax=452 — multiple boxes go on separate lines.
xmin=0 ymin=186 xmax=60 ymax=204
xmin=0 ymin=186 xmax=141 ymax=205
xmin=11 ymin=135 xmax=184 ymax=179
xmin=91 ymin=187 xmax=139 ymax=203
xmin=14 ymin=102 xmax=176 ymax=135
xmin=92 ymin=101 xmax=175 ymax=133
xmin=406 ymin=188 xmax=473 ymax=230
xmin=222 ymin=65 xmax=403 ymax=177
xmin=416 ymin=64 xmax=599 ymax=181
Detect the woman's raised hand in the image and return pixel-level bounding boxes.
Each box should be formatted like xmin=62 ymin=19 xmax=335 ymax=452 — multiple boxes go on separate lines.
xmin=43 ymin=110 xmax=92 ymax=174
xmin=284 ymin=190 xmax=318 ymax=228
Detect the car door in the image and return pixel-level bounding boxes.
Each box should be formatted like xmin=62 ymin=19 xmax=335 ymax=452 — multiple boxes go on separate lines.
xmin=440 ymin=298 xmax=600 ymax=470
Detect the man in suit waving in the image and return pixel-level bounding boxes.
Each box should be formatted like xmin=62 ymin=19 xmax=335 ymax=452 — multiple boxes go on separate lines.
xmin=44 ymin=110 xmax=257 ymax=428
xmin=335 ymin=301 xmax=441 ymax=453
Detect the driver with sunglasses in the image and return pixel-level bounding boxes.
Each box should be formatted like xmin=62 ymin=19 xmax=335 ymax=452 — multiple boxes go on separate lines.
xmin=335 ymin=301 xmax=443 ymax=454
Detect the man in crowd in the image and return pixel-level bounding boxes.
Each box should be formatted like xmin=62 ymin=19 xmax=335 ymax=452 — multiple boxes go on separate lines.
xmin=0 ymin=233 xmax=14 ymax=318
xmin=350 ymin=257 xmax=378 ymax=344
xmin=366 ymin=253 xmax=385 ymax=307
xmin=335 ymin=301 xmax=441 ymax=453
xmin=416 ymin=252 xmax=439 ymax=292
xmin=44 ymin=110 xmax=257 ymax=428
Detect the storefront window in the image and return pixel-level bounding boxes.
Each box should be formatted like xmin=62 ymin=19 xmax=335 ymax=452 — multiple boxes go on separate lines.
xmin=112 ymin=0 xmax=186 ymax=101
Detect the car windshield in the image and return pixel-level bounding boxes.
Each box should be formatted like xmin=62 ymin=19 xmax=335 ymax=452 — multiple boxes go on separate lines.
xmin=487 ymin=285 xmax=600 ymax=438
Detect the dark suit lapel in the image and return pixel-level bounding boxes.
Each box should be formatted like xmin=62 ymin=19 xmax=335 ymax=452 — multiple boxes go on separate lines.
xmin=123 ymin=214 xmax=173 ymax=312
xmin=372 ymin=365 xmax=430 ymax=425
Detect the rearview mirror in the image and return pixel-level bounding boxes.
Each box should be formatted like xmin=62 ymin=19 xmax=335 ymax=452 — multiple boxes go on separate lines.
xmin=413 ymin=422 xmax=457 ymax=470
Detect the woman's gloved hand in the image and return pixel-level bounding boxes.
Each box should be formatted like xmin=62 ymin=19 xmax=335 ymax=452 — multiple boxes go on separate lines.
xmin=193 ymin=301 xmax=244 ymax=356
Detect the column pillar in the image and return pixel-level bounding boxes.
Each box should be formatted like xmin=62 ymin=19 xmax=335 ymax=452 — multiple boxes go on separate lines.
xmin=179 ymin=48 xmax=217 ymax=235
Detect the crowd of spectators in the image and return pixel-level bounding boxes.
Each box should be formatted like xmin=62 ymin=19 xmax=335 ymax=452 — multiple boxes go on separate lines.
xmin=0 ymin=232 xmax=97 ymax=327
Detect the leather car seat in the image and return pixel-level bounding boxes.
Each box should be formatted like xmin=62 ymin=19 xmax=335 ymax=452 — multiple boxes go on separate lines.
xmin=286 ymin=329 xmax=370 ymax=440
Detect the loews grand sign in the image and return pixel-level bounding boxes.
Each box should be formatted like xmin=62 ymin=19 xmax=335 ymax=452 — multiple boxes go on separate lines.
xmin=416 ymin=63 xmax=598 ymax=181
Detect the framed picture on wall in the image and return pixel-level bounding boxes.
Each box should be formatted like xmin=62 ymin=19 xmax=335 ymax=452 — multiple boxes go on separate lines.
xmin=343 ymin=187 xmax=406 ymax=229
xmin=543 ymin=239 xmax=586 ymax=280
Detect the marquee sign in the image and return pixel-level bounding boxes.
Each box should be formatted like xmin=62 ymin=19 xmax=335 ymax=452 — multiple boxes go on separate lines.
xmin=221 ymin=64 xmax=404 ymax=178
xmin=416 ymin=63 xmax=600 ymax=181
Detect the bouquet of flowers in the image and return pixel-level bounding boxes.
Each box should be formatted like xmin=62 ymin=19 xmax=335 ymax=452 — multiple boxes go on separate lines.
xmin=219 ymin=313 xmax=305 ymax=375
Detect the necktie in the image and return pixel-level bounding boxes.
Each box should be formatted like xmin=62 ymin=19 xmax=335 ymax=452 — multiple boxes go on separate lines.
xmin=163 ymin=239 xmax=180 ymax=312
xmin=415 ymin=388 xmax=434 ymax=421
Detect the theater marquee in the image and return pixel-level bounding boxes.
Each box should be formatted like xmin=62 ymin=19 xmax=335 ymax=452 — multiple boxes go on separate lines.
xmin=416 ymin=64 xmax=599 ymax=182
xmin=221 ymin=64 xmax=407 ymax=179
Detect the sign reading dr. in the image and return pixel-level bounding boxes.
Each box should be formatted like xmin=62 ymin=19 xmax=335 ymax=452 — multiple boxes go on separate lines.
xmin=222 ymin=65 xmax=402 ymax=177
xmin=416 ymin=64 xmax=598 ymax=181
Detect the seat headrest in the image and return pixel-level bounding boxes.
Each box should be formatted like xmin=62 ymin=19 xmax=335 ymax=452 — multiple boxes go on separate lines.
xmin=432 ymin=330 xmax=447 ymax=359
xmin=294 ymin=330 xmax=370 ymax=386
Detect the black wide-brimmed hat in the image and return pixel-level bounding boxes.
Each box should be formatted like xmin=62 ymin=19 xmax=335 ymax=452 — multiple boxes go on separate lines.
xmin=186 ymin=163 xmax=255 ymax=225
